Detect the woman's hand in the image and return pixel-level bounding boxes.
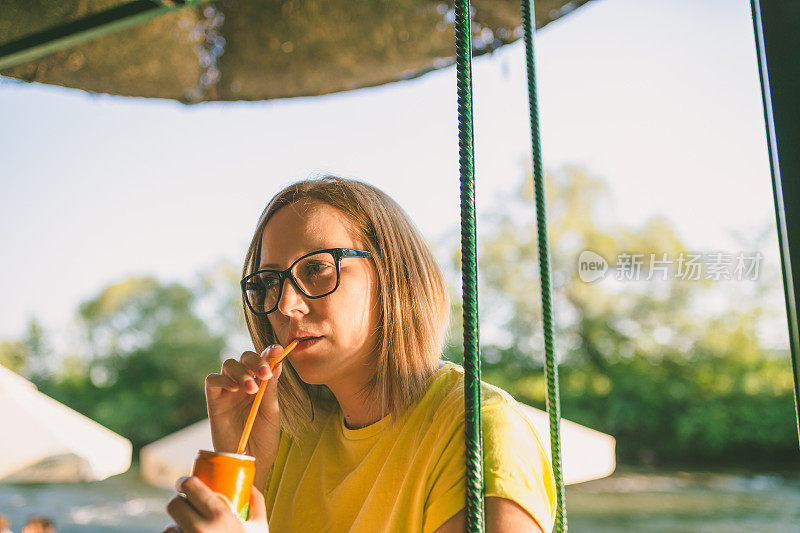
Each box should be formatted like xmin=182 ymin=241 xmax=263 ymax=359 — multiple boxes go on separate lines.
xmin=164 ymin=476 xmax=269 ymax=533
xmin=205 ymin=345 xmax=285 ymax=488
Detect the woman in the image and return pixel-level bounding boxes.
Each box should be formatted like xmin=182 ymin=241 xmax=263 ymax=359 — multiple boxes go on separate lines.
xmin=165 ymin=177 xmax=555 ymax=532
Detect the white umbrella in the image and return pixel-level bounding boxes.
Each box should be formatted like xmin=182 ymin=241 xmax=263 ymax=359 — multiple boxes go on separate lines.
xmin=518 ymin=404 xmax=616 ymax=485
xmin=140 ymin=418 xmax=212 ymax=489
xmin=141 ymin=404 xmax=614 ymax=490
xmin=0 ymin=364 xmax=132 ymax=482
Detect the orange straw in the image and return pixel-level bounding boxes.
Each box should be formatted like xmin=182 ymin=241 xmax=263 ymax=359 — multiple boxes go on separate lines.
xmin=236 ymin=340 xmax=299 ymax=455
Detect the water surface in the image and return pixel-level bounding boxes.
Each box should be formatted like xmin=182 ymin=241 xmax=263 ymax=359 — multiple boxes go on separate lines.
xmin=1 ymin=468 xmax=799 ymax=532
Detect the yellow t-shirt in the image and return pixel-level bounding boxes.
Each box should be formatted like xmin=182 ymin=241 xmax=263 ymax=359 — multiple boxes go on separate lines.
xmin=264 ymin=362 xmax=555 ymax=532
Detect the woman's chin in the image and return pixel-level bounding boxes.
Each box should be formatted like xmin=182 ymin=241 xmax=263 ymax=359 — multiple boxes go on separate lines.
xmin=288 ymin=354 xmax=331 ymax=385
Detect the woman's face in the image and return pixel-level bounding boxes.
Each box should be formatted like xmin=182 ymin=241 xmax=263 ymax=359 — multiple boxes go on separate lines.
xmin=259 ymin=199 xmax=380 ymax=386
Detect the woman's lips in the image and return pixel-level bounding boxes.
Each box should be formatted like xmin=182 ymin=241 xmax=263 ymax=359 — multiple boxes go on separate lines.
xmin=291 ymin=336 xmax=322 ymax=352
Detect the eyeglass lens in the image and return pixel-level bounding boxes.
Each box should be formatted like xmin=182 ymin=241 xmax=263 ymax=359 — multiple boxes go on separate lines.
xmin=245 ymin=251 xmax=338 ymax=313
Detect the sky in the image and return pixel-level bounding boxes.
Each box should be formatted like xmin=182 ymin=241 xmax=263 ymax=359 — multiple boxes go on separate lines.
xmin=0 ymin=0 xmax=788 ymax=351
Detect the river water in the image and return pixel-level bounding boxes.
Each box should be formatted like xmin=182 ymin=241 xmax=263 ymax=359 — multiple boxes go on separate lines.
xmin=1 ymin=468 xmax=799 ymax=532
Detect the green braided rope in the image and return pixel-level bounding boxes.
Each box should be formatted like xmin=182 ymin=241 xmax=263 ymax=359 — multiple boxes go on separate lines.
xmin=521 ymin=0 xmax=567 ymax=531
xmin=454 ymin=0 xmax=484 ymax=530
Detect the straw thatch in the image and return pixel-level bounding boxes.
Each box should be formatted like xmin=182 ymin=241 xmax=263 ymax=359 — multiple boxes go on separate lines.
xmin=0 ymin=0 xmax=591 ymax=103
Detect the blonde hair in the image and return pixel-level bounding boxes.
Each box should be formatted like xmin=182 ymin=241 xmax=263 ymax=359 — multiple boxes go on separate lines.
xmin=242 ymin=176 xmax=450 ymax=436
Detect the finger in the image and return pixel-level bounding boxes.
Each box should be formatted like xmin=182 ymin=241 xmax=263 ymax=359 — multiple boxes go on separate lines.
xmin=174 ymin=475 xmax=189 ymax=493
xmin=271 ymin=360 xmax=282 ymax=381
xmin=205 ymin=373 xmax=240 ymax=393
xmin=163 ymin=525 xmax=181 ymax=533
xmin=241 ymin=351 xmax=265 ymax=378
xmin=176 ymin=476 xmax=228 ymax=519
xmin=246 ymin=485 xmax=268 ymax=523
xmin=247 ymin=345 xmax=280 ymax=383
xmin=166 ymin=494 xmax=203 ymax=530
xmin=222 ymin=358 xmax=260 ymax=394
xmin=260 ymin=362 xmax=283 ymax=421
xmin=261 ymin=344 xmax=285 ymax=367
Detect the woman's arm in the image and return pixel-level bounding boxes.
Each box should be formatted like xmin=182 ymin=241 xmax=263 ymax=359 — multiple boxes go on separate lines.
xmin=433 ymin=497 xmax=545 ymax=533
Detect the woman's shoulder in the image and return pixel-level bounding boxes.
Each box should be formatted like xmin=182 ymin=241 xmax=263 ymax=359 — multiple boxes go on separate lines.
xmin=413 ymin=362 xmax=556 ymax=532
xmin=415 ymin=361 xmax=537 ymax=435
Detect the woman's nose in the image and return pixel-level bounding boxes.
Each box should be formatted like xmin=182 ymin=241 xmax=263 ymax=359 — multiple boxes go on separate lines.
xmin=277 ymin=278 xmax=309 ymax=316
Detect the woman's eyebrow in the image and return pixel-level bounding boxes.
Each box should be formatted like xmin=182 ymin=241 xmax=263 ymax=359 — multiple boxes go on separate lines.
xmin=259 ymin=247 xmax=329 ymax=270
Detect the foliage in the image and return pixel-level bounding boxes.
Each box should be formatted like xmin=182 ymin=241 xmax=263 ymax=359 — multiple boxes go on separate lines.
xmin=445 ymin=166 xmax=796 ymax=467
xmin=0 ymin=339 xmax=27 ymax=375
xmin=0 ymin=318 xmax=49 ymax=379
xmin=34 ymin=276 xmax=227 ymax=450
xmin=475 ymin=327 xmax=797 ymax=467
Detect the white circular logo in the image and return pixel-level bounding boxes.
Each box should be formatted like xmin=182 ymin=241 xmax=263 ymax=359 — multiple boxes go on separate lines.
xmin=577 ymin=250 xmax=608 ymax=283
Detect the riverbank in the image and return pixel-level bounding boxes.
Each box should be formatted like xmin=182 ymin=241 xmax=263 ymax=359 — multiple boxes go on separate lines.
xmin=2 ymin=467 xmax=799 ymax=532
xmin=567 ymin=467 xmax=800 ymax=532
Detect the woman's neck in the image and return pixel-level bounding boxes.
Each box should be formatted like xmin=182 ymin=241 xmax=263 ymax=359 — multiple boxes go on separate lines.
xmin=329 ymin=360 xmax=447 ymax=429
xmin=332 ymin=387 xmax=388 ymax=429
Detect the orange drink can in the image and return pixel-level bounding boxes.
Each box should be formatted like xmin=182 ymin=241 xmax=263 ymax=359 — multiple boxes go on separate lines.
xmin=192 ymin=450 xmax=256 ymax=520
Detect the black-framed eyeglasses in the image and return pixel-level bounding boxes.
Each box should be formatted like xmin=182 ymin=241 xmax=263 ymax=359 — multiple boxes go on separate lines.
xmin=241 ymin=248 xmax=372 ymax=316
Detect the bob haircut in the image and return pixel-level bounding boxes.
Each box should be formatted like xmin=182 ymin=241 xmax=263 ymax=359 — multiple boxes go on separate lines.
xmin=242 ymin=176 xmax=450 ymax=437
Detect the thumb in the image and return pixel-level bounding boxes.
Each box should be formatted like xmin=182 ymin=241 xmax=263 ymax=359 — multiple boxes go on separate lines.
xmin=261 ymin=360 xmax=283 ymax=416
xmin=261 ymin=344 xmax=286 ymax=370
xmin=260 ymin=345 xmax=285 ymax=392
xmin=246 ymin=484 xmax=268 ymax=524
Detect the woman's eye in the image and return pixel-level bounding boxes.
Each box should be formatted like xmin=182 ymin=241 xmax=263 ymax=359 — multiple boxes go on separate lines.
xmin=251 ymin=277 xmax=278 ymax=290
xmin=303 ymin=262 xmax=330 ymax=277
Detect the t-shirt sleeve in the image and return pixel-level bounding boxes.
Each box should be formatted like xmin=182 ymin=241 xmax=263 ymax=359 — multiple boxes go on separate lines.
xmin=483 ymin=398 xmax=556 ymax=533
xmin=421 ymin=395 xmax=556 ymax=533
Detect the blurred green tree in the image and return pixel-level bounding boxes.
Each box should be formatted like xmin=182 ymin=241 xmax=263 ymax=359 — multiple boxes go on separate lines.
xmin=445 ymin=166 xmax=796 ymax=466
xmin=0 ymin=318 xmax=50 ymax=378
xmin=194 ymin=260 xmax=250 ymax=354
xmin=37 ymin=276 xmax=226 ymax=450
xmin=446 ymin=166 xmax=699 ymax=372
xmin=0 ymin=339 xmax=28 ymax=375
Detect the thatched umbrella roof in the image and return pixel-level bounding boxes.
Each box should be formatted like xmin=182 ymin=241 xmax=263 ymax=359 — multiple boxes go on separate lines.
xmin=0 ymin=0 xmax=590 ymax=103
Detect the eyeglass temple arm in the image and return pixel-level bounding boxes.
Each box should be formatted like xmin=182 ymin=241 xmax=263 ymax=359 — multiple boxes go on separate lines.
xmin=339 ymin=248 xmax=372 ymax=258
